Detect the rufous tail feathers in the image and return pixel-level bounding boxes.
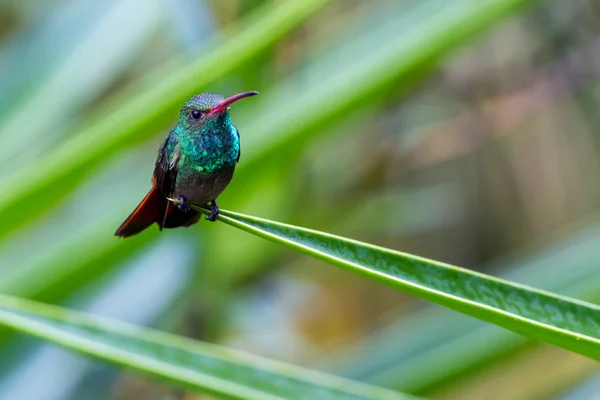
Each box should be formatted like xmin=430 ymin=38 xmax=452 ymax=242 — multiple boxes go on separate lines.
xmin=114 ymin=186 xmax=201 ymax=238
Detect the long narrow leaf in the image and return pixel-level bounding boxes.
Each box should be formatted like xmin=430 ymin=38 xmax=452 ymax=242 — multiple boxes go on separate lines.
xmin=322 ymin=221 xmax=600 ymax=393
xmin=196 ymin=206 xmax=600 ymax=361
xmin=0 ymin=295 xmax=413 ymax=400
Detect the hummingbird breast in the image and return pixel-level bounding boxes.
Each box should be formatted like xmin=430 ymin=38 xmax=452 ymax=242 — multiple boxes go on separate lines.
xmin=174 ymin=168 xmax=235 ymax=205
xmin=172 ymin=123 xmax=240 ymax=204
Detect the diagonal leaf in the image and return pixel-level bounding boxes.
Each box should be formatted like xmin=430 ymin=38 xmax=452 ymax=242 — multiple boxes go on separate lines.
xmin=321 ymin=221 xmax=600 ymax=393
xmin=0 ymin=295 xmax=414 ymax=400
xmin=0 ymin=236 xmax=194 ymax=399
xmin=191 ymin=206 xmax=600 ymax=361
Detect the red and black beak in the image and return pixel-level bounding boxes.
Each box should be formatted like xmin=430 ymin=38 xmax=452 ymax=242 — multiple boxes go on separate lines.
xmin=211 ymin=91 xmax=258 ymax=114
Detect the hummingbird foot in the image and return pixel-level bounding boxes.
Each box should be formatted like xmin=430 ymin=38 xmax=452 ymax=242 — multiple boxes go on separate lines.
xmin=177 ymin=196 xmax=191 ymax=212
xmin=206 ymin=200 xmax=220 ymax=222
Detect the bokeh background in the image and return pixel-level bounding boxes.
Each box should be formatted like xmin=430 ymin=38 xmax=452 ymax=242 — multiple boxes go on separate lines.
xmin=1 ymin=0 xmax=600 ymax=399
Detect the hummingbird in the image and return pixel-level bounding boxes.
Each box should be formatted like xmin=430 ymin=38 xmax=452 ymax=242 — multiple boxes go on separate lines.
xmin=115 ymin=91 xmax=258 ymax=238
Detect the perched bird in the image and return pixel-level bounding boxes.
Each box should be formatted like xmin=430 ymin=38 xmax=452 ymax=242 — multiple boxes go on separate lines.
xmin=115 ymin=91 xmax=258 ymax=238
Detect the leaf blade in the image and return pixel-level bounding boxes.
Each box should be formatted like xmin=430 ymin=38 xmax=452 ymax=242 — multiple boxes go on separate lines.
xmin=203 ymin=207 xmax=600 ymax=361
xmin=0 ymin=294 xmax=414 ymax=400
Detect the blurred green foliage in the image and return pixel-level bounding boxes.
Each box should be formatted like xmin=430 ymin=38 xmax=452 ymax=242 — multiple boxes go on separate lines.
xmin=2 ymin=0 xmax=600 ymax=399
xmin=0 ymin=294 xmax=415 ymax=400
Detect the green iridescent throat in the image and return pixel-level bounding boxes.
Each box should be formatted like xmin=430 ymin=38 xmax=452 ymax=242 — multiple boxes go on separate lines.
xmin=169 ymin=111 xmax=240 ymax=177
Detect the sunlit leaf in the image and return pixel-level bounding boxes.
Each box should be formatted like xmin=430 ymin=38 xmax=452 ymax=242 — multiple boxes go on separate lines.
xmin=195 ymin=206 xmax=600 ymax=361
xmin=322 ymin=221 xmax=600 ymax=393
xmin=0 ymin=295 xmax=415 ymax=400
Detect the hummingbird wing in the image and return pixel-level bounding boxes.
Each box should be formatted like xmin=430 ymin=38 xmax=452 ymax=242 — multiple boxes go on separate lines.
xmin=154 ymin=136 xmax=178 ymax=196
xmin=114 ymin=135 xmax=176 ymax=237
xmin=154 ymin=135 xmax=180 ymax=229
xmin=154 ymin=133 xmax=202 ymax=230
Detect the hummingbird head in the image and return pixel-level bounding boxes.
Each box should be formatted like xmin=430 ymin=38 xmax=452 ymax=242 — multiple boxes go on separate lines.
xmin=179 ymin=91 xmax=258 ymax=129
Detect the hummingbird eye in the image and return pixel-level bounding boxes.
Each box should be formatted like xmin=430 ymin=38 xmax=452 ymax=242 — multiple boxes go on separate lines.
xmin=191 ymin=110 xmax=202 ymax=120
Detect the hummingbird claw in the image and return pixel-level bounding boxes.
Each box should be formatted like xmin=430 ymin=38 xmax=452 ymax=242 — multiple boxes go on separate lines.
xmin=177 ymin=196 xmax=190 ymax=212
xmin=206 ymin=201 xmax=219 ymax=222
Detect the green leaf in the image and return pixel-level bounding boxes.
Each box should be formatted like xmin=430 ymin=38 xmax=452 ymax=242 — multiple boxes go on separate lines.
xmin=194 ymin=206 xmax=600 ymax=361
xmin=0 ymin=294 xmax=415 ymax=400
xmin=0 ymin=237 xmax=194 ymax=399
xmin=322 ymin=223 xmax=600 ymax=393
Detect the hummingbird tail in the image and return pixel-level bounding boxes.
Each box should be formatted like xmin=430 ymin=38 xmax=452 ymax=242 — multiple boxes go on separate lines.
xmin=114 ymin=186 xmax=165 ymax=238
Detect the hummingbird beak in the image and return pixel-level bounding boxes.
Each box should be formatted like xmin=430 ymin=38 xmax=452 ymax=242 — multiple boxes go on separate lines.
xmin=211 ymin=91 xmax=258 ymax=114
